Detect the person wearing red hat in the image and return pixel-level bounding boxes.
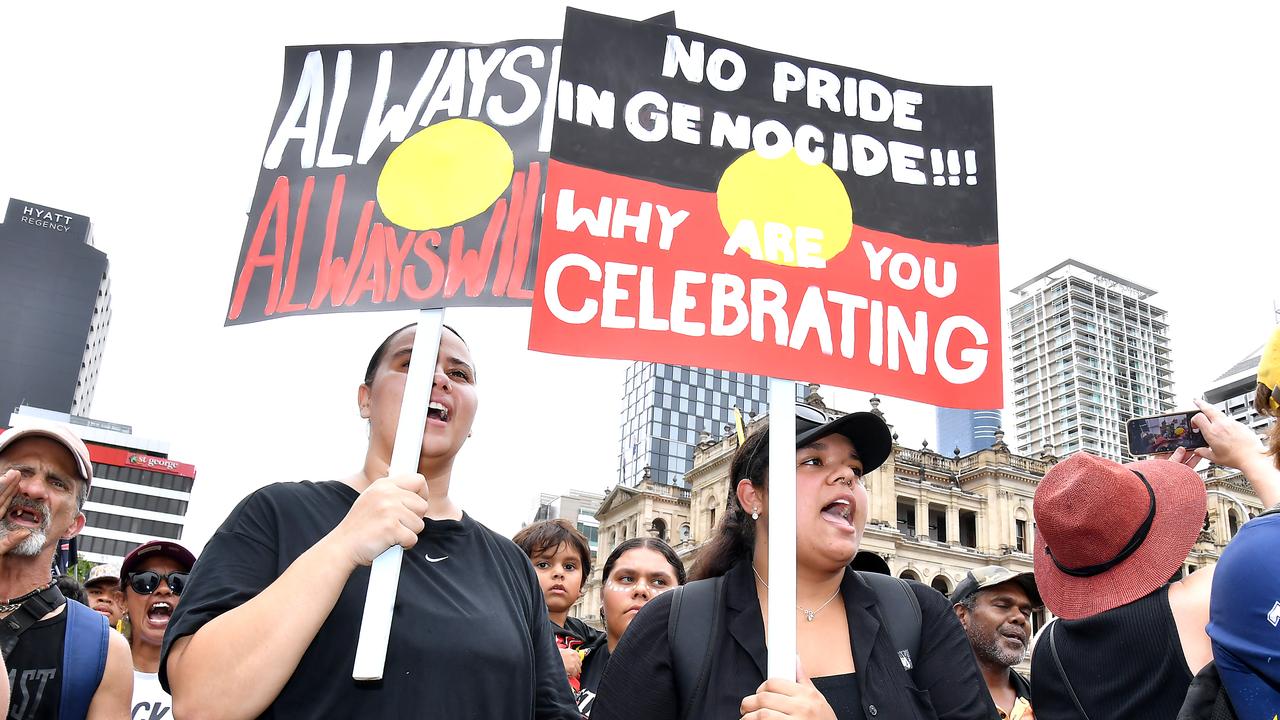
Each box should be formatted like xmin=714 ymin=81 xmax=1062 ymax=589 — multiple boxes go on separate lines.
xmin=1029 ymin=448 xmax=1212 ymax=718
xmin=122 ymin=539 xmax=195 ymax=720
xmin=0 ymin=423 xmax=133 ymax=719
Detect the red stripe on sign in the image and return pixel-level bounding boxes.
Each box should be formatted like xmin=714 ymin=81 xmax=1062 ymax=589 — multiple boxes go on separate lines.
xmin=530 ymin=160 xmax=1003 ymax=409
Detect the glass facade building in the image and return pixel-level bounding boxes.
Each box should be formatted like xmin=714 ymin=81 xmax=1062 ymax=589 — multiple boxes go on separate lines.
xmin=618 ymin=363 xmax=771 ymax=488
xmin=936 ymin=408 xmax=1002 ymax=455
xmin=1009 ymin=260 xmax=1174 ymax=462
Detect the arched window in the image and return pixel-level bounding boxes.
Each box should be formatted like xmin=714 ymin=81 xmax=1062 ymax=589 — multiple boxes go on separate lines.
xmin=651 ymin=518 xmax=667 ymax=541
xmin=899 ymin=569 xmax=920 ymax=582
xmin=679 ymin=523 xmax=692 ymax=542
xmin=931 ymin=575 xmax=951 ymax=594
xmin=1228 ymin=509 xmax=1241 ymax=538
xmin=1014 ymin=508 xmax=1030 ymax=553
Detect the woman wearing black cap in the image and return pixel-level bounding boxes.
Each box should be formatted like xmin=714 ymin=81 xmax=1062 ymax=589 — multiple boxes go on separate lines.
xmin=590 ymin=403 xmax=993 ymax=720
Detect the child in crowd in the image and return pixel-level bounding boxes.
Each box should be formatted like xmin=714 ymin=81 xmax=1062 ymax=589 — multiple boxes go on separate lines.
xmin=514 ymin=519 xmax=602 ymax=692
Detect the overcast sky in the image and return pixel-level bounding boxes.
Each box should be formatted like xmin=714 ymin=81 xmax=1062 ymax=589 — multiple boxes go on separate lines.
xmin=1 ymin=1 xmax=1276 ymax=553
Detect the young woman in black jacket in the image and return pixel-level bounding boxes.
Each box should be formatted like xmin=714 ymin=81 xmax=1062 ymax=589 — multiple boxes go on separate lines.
xmin=591 ymin=404 xmax=995 ymax=720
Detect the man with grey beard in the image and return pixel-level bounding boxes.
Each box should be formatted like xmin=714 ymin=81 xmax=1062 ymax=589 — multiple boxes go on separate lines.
xmin=0 ymin=424 xmax=132 ymax=719
xmin=951 ymin=566 xmax=1041 ymax=720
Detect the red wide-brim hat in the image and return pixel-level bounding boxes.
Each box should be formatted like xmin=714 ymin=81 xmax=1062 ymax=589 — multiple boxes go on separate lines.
xmin=1033 ymin=452 xmax=1205 ymax=620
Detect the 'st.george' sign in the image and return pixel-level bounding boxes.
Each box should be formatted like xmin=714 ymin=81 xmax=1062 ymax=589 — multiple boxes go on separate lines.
xmin=530 ymin=10 xmax=1001 ymax=409
xmin=226 ymin=40 xmax=558 ymax=325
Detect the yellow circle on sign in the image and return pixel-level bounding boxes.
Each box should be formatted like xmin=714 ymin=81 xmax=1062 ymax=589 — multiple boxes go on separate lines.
xmin=376 ymin=119 xmax=514 ymax=231
xmin=717 ymin=150 xmax=853 ymax=266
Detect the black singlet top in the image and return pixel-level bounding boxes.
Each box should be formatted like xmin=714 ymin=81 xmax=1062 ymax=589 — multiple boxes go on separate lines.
xmin=1031 ymin=586 xmax=1193 ymax=719
xmin=4 ymin=608 xmax=67 ymax=720
xmin=811 ymin=672 xmax=861 ymax=719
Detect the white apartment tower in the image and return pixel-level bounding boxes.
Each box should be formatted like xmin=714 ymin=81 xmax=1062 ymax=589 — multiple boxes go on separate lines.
xmin=1010 ymin=260 xmax=1175 ymax=461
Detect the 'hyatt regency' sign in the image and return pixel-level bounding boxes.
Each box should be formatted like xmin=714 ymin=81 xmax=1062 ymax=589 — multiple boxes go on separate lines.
xmin=2 ymin=199 xmax=91 ymax=244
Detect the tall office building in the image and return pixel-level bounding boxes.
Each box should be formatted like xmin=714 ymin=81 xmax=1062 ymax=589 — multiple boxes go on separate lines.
xmin=0 ymin=199 xmax=112 ymax=416
xmin=1010 ymin=260 xmax=1174 ymax=462
xmin=936 ymin=408 xmax=1002 ymax=455
xmin=5 ymin=406 xmax=196 ymax=565
xmin=618 ymin=363 xmax=771 ymax=488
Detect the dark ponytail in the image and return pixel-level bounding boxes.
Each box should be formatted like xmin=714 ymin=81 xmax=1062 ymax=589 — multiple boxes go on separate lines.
xmin=690 ymin=425 xmax=771 ymax=581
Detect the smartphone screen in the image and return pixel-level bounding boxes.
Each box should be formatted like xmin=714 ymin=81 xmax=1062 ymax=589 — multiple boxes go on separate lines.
xmin=1126 ymin=411 xmax=1207 ymax=456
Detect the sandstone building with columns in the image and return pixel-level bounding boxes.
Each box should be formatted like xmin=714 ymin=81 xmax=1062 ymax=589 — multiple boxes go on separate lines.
xmin=573 ymin=392 xmax=1261 ymax=634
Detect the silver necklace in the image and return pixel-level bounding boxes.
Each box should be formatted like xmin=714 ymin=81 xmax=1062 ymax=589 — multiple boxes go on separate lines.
xmin=752 ymin=565 xmax=842 ymax=622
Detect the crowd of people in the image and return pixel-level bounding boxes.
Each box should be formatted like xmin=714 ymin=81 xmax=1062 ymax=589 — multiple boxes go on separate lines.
xmin=0 ymin=322 xmax=1276 ymax=719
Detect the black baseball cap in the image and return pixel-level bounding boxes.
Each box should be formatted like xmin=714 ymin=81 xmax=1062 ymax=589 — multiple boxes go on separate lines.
xmin=794 ymin=403 xmax=892 ymax=474
xmin=742 ymin=402 xmax=892 ymax=480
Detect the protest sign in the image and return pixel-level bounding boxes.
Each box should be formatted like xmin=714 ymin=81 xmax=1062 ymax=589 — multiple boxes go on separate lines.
xmin=221 ymin=37 xmax=558 ymax=681
xmin=226 ymin=40 xmax=559 ymax=325
xmin=530 ymin=10 xmax=1001 ymax=409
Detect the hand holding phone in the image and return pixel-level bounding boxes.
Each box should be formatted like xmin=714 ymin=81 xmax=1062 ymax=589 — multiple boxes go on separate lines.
xmin=1127 ymin=410 xmax=1207 ymax=456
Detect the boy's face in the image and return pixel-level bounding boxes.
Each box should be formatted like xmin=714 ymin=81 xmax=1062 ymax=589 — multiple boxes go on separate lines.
xmin=531 ymin=543 xmax=585 ymax=613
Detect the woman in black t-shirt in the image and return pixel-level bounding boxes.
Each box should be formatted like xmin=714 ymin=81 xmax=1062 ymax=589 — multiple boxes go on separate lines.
xmin=161 ymin=324 xmax=579 ymax=720
xmin=578 ymin=538 xmax=685 ymax=715
xmin=590 ymin=404 xmax=994 ymax=720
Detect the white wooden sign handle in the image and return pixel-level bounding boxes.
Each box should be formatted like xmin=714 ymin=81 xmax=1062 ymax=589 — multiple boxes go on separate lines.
xmin=766 ymin=378 xmax=797 ymax=681
xmin=353 ymin=308 xmax=444 ymax=681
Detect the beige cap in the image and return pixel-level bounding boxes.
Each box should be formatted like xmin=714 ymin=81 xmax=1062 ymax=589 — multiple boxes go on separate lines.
xmin=0 ymin=423 xmax=94 ymax=485
xmin=84 ymin=563 xmax=120 ymax=588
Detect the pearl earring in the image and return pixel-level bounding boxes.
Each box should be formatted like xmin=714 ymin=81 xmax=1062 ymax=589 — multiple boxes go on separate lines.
xmin=751 ymin=508 xmax=760 ymax=520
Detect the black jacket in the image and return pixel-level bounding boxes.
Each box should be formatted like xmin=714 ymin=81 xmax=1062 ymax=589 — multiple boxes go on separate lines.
xmin=591 ymin=561 xmax=996 ymax=720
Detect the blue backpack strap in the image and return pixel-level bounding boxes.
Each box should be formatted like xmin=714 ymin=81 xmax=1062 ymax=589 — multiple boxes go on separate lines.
xmin=60 ymin=601 xmax=109 ymax=720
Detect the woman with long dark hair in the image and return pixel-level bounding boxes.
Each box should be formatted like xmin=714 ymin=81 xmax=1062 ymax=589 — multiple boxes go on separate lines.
xmin=161 ymin=323 xmax=579 ymax=719
xmin=577 ymin=537 xmax=686 ymax=715
xmin=591 ymin=403 xmax=993 ymax=720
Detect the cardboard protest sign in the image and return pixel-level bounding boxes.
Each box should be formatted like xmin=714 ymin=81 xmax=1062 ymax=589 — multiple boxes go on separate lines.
xmin=529 ymin=10 xmax=1001 ymax=408
xmin=226 ymin=40 xmax=558 ymax=325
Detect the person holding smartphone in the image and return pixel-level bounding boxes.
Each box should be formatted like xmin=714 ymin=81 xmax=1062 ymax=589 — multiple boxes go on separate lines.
xmin=1191 ymin=326 xmax=1280 ymax=717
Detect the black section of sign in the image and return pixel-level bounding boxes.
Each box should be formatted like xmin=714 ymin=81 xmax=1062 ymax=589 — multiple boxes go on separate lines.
xmin=553 ymin=10 xmax=997 ymax=246
xmin=226 ymin=39 xmax=556 ymax=326
xmin=644 ymin=11 xmax=677 ymax=25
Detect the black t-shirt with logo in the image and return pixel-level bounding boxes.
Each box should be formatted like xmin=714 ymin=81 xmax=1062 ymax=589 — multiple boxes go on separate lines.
xmin=3 ymin=609 xmax=66 ymax=720
xmin=160 ymin=480 xmax=579 ymax=719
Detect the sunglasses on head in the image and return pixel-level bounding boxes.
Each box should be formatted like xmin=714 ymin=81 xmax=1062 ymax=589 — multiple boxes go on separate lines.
xmin=127 ymin=570 xmax=189 ymax=596
xmin=794 ymin=402 xmax=829 ymax=427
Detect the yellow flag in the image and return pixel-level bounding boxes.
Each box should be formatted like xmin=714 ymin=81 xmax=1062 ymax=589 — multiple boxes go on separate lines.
xmin=733 ymin=407 xmax=747 ymax=445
